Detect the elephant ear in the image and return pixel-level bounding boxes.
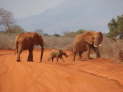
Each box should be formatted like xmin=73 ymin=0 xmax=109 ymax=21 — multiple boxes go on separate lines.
xmin=98 ymin=32 xmax=103 ymax=42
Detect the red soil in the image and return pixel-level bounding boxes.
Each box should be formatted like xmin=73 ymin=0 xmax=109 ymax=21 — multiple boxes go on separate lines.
xmin=0 ymin=49 xmax=123 ymax=92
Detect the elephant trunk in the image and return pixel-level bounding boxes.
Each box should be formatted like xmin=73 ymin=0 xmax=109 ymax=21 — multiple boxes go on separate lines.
xmin=40 ymin=44 xmax=44 ymax=62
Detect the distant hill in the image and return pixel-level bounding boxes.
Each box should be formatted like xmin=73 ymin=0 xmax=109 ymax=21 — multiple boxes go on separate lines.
xmin=17 ymin=0 xmax=123 ymax=34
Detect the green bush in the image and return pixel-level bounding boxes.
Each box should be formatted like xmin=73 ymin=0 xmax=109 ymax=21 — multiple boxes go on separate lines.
xmin=108 ymin=15 xmax=123 ymax=38
xmin=53 ymin=34 xmax=61 ymax=37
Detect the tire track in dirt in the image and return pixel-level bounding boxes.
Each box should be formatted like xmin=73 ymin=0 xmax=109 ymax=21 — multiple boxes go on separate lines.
xmin=55 ymin=62 xmax=123 ymax=89
xmin=1 ymin=50 xmax=123 ymax=92
xmin=57 ymin=59 xmax=123 ymax=88
xmin=77 ymin=69 xmax=123 ymax=87
xmin=0 ymin=53 xmax=15 ymax=56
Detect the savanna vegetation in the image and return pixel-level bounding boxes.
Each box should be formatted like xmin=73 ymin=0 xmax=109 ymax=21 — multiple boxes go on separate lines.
xmin=0 ymin=8 xmax=123 ymax=59
xmin=107 ymin=15 xmax=123 ymax=38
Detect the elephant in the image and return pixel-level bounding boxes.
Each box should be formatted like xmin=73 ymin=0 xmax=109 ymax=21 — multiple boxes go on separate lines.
xmin=48 ymin=50 xmax=68 ymax=62
xmin=15 ymin=32 xmax=44 ymax=62
xmin=72 ymin=31 xmax=103 ymax=61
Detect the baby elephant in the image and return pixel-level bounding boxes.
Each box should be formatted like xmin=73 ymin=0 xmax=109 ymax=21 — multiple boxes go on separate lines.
xmin=48 ymin=50 xmax=68 ymax=62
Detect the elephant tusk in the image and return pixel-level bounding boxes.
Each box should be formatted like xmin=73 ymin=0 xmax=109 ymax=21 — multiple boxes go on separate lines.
xmin=94 ymin=44 xmax=98 ymax=47
xmin=99 ymin=44 xmax=102 ymax=47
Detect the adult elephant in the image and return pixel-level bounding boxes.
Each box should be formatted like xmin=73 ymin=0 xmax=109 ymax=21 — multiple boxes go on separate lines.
xmin=15 ymin=32 xmax=44 ymax=62
xmin=72 ymin=31 xmax=103 ymax=61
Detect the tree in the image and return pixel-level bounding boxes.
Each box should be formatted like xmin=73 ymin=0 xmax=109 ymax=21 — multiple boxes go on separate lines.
xmin=117 ymin=15 xmax=123 ymax=34
xmin=53 ymin=33 xmax=61 ymax=37
xmin=75 ymin=29 xmax=85 ymax=34
xmin=108 ymin=15 xmax=123 ymax=38
xmin=8 ymin=25 xmax=24 ymax=33
xmin=0 ymin=8 xmax=15 ymax=32
xmin=35 ymin=29 xmax=43 ymax=34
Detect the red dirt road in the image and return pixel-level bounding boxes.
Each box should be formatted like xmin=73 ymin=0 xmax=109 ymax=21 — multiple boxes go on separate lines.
xmin=0 ymin=49 xmax=123 ymax=92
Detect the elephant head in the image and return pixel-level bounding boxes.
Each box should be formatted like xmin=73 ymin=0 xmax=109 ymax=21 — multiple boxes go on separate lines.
xmin=32 ymin=33 xmax=44 ymax=62
xmin=83 ymin=31 xmax=103 ymax=47
xmin=93 ymin=32 xmax=103 ymax=47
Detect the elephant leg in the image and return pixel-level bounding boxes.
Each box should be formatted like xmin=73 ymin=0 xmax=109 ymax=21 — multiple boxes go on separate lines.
xmin=73 ymin=52 xmax=77 ymax=62
xmin=16 ymin=46 xmax=23 ymax=62
xmin=56 ymin=57 xmax=59 ymax=62
xmin=52 ymin=57 xmax=54 ymax=62
xmin=93 ymin=47 xmax=100 ymax=58
xmin=48 ymin=57 xmax=50 ymax=61
xmin=28 ymin=48 xmax=33 ymax=61
xmin=79 ymin=51 xmax=82 ymax=59
xmin=87 ymin=45 xmax=91 ymax=59
xmin=61 ymin=56 xmax=65 ymax=62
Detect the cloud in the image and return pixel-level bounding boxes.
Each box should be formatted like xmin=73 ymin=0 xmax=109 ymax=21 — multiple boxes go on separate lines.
xmin=0 ymin=0 xmax=64 ymax=19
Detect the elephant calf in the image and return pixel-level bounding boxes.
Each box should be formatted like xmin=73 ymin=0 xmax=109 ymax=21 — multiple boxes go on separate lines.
xmin=15 ymin=32 xmax=44 ymax=62
xmin=48 ymin=50 xmax=68 ymax=62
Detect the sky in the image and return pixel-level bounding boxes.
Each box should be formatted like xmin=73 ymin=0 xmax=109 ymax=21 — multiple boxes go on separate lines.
xmin=0 ymin=0 xmax=123 ymax=33
xmin=1 ymin=0 xmax=122 ymax=19
xmin=0 ymin=0 xmax=64 ymax=19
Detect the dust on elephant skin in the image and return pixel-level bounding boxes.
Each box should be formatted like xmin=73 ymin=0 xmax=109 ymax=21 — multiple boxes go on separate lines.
xmin=15 ymin=32 xmax=44 ymax=62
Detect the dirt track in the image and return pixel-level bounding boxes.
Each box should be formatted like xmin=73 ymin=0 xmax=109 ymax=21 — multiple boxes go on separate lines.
xmin=0 ymin=49 xmax=123 ymax=92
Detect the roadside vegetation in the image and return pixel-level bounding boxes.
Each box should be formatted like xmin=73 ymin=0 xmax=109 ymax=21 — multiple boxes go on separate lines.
xmin=0 ymin=8 xmax=123 ymax=59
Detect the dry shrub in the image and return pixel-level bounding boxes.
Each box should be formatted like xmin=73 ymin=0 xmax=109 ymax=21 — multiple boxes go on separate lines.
xmin=0 ymin=32 xmax=123 ymax=60
xmin=119 ymin=50 xmax=123 ymax=61
xmin=65 ymin=35 xmax=123 ymax=59
xmin=43 ymin=36 xmax=73 ymax=49
xmin=0 ymin=33 xmax=73 ymax=50
xmin=99 ymin=36 xmax=123 ymax=59
xmin=0 ymin=33 xmax=16 ymax=49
